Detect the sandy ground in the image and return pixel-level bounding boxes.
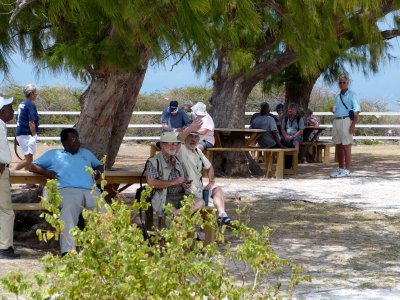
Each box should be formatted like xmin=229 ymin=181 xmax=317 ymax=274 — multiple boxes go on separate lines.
xmin=1 ymin=142 xmax=400 ymax=299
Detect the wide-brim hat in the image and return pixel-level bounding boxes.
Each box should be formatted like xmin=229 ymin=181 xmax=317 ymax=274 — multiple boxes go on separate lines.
xmin=156 ymin=131 xmax=181 ymax=148
xmin=191 ymin=101 xmax=208 ymax=116
xmin=0 ymin=97 xmax=13 ymax=110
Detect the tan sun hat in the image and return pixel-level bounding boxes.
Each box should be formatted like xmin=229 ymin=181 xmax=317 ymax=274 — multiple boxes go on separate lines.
xmin=156 ymin=131 xmax=181 ymax=148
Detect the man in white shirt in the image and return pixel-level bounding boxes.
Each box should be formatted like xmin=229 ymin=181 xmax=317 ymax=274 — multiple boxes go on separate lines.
xmin=177 ymin=125 xmax=234 ymax=227
xmin=0 ymin=96 xmax=20 ymax=259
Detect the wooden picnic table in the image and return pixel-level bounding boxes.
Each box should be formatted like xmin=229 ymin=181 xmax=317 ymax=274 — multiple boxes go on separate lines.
xmin=10 ymin=168 xmax=145 ymax=202
xmin=206 ymin=128 xmax=297 ymax=178
xmin=214 ymin=128 xmax=266 ymax=147
xmin=303 ymin=126 xmax=326 ymax=142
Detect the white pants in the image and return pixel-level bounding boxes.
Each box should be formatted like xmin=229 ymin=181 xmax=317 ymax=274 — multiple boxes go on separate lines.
xmin=44 ymin=188 xmax=104 ymax=254
xmin=0 ymin=168 xmax=15 ymax=250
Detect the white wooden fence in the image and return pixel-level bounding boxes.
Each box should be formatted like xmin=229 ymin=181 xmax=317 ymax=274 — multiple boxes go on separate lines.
xmin=7 ymin=111 xmax=400 ymax=141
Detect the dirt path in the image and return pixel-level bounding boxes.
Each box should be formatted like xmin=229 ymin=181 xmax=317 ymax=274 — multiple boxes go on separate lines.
xmin=1 ymin=143 xmax=400 ymax=299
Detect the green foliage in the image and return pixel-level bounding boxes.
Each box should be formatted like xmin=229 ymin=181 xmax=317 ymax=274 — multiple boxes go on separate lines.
xmin=1 ymin=179 xmax=310 ymax=299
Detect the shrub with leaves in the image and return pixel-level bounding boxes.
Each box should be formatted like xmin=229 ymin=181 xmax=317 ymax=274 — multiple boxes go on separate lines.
xmin=1 ymin=178 xmax=310 ymax=299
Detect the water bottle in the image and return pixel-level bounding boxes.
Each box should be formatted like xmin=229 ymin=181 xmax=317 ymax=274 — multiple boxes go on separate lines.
xmin=202 ymin=189 xmax=210 ymax=206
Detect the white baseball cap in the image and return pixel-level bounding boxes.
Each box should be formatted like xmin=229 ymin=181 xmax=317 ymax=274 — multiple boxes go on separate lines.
xmin=0 ymin=97 xmax=13 ymax=110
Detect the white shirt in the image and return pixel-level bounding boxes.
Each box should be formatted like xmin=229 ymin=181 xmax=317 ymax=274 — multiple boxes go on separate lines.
xmin=176 ymin=144 xmax=212 ymax=196
xmin=0 ymin=119 xmax=11 ymax=164
xmin=201 ymin=114 xmax=215 ymax=145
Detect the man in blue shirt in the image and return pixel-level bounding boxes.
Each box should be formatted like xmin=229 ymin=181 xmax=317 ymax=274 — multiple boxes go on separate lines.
xmin=330 ymin=75 xmax=360 ymax=178
xmin=15 ymin=84 xmax=40 ymax=171
xmin=29 ymin=128 xmax=104 ymax=255
xmin=161 ymin=100 xmax=189 ymax=132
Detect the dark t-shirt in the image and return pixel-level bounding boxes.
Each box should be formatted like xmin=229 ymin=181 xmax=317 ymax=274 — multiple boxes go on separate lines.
xmin=250 ymin=115 xmax=278 ymax=148
xmin=16 ymin=99 xmax=39 ymax=136
xmin=161 ymin=108 xmax=189 ymax=130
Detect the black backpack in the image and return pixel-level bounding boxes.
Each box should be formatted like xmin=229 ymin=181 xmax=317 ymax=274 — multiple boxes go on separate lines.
xmin=284 ymin=115 xmax=302 ymax=131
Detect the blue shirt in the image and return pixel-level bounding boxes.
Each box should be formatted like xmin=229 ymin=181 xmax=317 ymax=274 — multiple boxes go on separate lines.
xmin=334 ymin=89 xmax=361 ymax=118
xmin=161 ymin=108 xmax=189 ymax=130
xmin=16 ymin=99 xmax=39 ymax=136
xmin=33 ymin=148 xmax=102 ymax=190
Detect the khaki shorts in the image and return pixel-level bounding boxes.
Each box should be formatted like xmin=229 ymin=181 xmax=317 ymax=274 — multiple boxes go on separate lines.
xmin=332 ymin=118 xmax=353 ymax=145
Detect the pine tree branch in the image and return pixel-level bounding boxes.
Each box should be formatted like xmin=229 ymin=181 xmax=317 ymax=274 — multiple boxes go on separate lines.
xmin=249 ymin=50 xmax=297 ymax=85
xmin=9 ymin=0 xmax=36 ymax=24
xmin=381 ymin=29 xmax=400 ymax=40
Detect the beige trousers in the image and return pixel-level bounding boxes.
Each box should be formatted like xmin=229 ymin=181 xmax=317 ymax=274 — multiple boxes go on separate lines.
xmin=0 ymin=168 xmax=15 ymax=250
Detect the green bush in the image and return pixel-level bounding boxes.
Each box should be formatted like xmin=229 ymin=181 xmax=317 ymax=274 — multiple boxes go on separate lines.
xmin=1 ymin=177 xmax=310 ymax=299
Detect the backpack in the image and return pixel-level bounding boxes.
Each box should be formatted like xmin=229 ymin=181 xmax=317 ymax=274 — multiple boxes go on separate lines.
xmin=284 ymin=115 xmax=302 ymax=131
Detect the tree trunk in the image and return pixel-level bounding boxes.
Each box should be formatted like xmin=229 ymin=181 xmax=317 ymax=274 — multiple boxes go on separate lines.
xmin=210 ymin=52 xmax=297 ymax=176
xmin=284 ymin=65 xmax=319 ymax=113
xmin=77 ymin=51 xmax=152 ymax=169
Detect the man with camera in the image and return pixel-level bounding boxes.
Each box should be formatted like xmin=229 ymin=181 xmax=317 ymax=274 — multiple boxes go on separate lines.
xmin=146 ymin=130 xmax=205 ymax=218
xmin=330 ymin=75 xmax=360 ymax=178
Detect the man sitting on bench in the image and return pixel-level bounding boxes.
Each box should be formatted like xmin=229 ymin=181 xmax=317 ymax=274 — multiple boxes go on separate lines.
xmin=29 ymin=128 xmax=104 ymax=256
xmin=146 ymin=131 xmax=205 ymax=219
xmin=177 ymin=126 xmax=235 ymax=227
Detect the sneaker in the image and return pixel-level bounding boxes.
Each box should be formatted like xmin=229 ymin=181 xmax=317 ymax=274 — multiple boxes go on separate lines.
xmin=0 ymin=247 xmax=20 ymax=259
xmin=330 ymin=168 xmax=351 ymax=178
xmin=217 ymin=216 xmax=237 ymax=229
xmin=330 ymin=168 xmax=344 ymax=177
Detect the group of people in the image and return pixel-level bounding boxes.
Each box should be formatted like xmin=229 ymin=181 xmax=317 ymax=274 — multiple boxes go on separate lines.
xmin=250 ymin=75 xmax=360 ymax=176
xmin=161 ymin=100 xmax=215 ymax=151
xmin=0 ymin=75 xmax=359 ymax=259
xmin=147 ymin=119 xmax=232 ymax=227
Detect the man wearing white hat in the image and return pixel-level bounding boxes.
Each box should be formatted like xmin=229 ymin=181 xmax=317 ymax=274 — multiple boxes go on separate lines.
xmin=146 ymin=131 xmax=205 ymax=218
xmin=0 ymin=96 xmax=20 ymax=259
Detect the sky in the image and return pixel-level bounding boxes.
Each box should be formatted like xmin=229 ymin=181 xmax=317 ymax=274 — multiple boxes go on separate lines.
xmin=1 ymin=37 xmax=400 ymax=111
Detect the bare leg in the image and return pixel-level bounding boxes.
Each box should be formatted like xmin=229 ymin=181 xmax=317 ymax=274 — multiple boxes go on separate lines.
xmin=211 ymin=187 xmax=225 ymax=215
xmin=336 ymin=144 xmax=345 ymax=169
xmin=15 ymin=154 xmax=33 ymax=170
xmin=343 ymin=145 xmax=352 ymax=170
xmin=192 ymin=198 xmax=205 ymax=212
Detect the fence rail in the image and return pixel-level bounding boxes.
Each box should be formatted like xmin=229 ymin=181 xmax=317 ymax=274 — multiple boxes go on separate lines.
xmin=7 ymin=111 xmax=400 ymax=141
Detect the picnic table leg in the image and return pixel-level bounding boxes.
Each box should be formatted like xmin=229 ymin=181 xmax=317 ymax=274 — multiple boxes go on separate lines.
xmin=292 ymin=151 xmax=298 ymax=175
xmin=264 ymin=151 xmax=273 ymax=177
xmin=323 ymin=145 xmax=331 ymax=163
xmin=275 ymin=152 xmax=285 ymax=179
xmin=201 ymin=207 xmax=216 ymax=246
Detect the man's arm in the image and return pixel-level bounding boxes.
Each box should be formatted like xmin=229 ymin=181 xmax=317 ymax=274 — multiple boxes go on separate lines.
xmin=349 ymin=112 xmax=359 ymax=134
xmin=177 ymin=117 xmax=203 ymax=142
xmin=29 ymin=163 xmax=57 ymax=179
xmin=204 ymin=165 xmax=216 ymax=190
xmin=29 ymin=120 xmax=36 ymax=136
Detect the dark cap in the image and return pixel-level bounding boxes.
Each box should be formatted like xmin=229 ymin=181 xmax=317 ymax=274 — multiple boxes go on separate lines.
xmin=169 ymin=100 xmax=179 ymax=113
xmin=276 ymin=103 xmax=284 ymax=111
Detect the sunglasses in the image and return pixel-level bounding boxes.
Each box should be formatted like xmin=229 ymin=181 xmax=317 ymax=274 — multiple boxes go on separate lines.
xmin=338 ymin=81 xmax=347 ymax=84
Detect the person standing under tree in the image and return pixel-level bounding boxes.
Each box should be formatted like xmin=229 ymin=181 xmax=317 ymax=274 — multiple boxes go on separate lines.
xmin=15 ymin=84 xmax=39 ymax=171
xmin=330 ymin=75 xmax=360 ymax=178
xmin=0 ymin=96 xmax=20 ymax=259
